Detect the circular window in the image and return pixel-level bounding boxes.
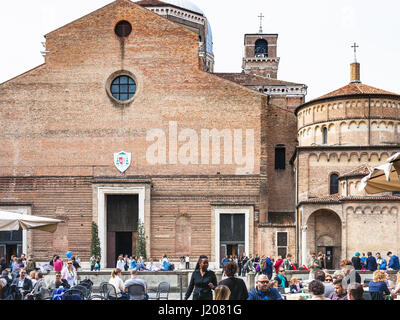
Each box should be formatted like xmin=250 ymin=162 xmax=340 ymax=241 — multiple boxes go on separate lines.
xmin=110 ymin=75 xmax=137 ymax=102
xmin=115 ymin=20 xmax=132 ymax=37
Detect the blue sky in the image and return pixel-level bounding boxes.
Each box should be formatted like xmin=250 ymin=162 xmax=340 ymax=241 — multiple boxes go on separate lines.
xmin=0 ymin=0 xmax=399 ymax=101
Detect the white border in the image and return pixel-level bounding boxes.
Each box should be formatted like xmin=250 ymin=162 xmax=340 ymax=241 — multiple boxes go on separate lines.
xmin=214 ymin=208 xmax=250 ymax=267
xmin=97 ymin=186 xmax=146 ymax=268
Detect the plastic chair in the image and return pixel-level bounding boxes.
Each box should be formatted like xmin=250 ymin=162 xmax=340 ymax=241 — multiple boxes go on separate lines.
xmin=72 ymin=285 xmax=90 ymax=300
xmin=126 ymin=283 xmax=146 ymax=300
xmin=79 ymin=279 xmax=93 ymax=295
xmin=158 ymin=282 xmax=170 ymax=300
xmin=61 ymin=288 xmax=85 ymax=300
xmin=99 ymin=282 xmax=118 ymax=300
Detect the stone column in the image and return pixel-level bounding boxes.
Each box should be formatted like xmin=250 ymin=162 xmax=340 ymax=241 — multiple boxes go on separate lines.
xmin=301 ymin=225 xmax=308 ymax=267
xmin=246 ymin=272 xmax=256 ymax=291
xmin=215 ymin=270 xmax=223 ymax=283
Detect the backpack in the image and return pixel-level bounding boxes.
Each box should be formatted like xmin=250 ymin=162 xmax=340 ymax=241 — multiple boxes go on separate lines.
xmin=169 ymin=263 xmax=175 ymax=271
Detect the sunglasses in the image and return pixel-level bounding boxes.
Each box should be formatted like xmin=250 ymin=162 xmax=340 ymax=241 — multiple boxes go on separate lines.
xmin=326 ymin=278 xmax=333 ymax=282
xmin=67 ymin=263 xmax=73 ymax=265
xmin=259 ymin=281 xmax=269 ymax=284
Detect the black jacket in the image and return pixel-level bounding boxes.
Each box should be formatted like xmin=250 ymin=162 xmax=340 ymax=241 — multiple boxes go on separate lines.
xmin=351 ymin=257 xmax=362 ymax=270
xmin=218 ymin=277 xmax=248 ymax=300
xmin=12 ymin=277 xmax=33 ymax=293
xmin=185 ymin=269 xmax=217 ymax=300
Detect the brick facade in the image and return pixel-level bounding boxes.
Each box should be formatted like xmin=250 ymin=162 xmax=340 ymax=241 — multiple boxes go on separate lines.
xmin=0 ymin=0 xmax=306 ymax=266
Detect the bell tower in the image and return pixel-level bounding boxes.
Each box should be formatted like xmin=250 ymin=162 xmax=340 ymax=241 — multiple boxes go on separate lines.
xmin=242 ymin=14 xmax=280 ymax=78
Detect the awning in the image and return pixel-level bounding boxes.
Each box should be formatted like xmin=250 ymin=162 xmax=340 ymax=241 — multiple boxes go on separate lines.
xmin=359 ymin=152 xmax=400 ymax=194
xmin=0 ymin=210 xmax=63 ymax=233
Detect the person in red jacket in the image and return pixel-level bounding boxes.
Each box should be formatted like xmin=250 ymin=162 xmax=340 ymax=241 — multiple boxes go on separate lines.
xmin=274 ymin=256 xmax=284 ymax=275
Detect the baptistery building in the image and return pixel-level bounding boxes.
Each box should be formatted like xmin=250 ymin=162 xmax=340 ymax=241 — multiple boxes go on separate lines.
xmin=295 ymin=61 xmax=400 ymax=269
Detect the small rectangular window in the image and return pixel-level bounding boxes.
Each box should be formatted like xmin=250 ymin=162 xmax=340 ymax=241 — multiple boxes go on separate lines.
xmin=277 ymin=231 xmax=288 ymax=258
xmin=275 ymin=146 xmax=286 ymax=170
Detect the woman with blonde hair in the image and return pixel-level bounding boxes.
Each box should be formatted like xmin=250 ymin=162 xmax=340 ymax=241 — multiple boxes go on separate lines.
xmin=368 ymin=270 xmax=390 ymax=300
xmin=28 ymin=270 xmax=37 ymax=286
xmin=108 ymin=268 xmax=127 ymax=300
xmin=289 ymin=277 xmax=303 ymax=293
xmin=214 ymin=285 xmax=231 ymax=300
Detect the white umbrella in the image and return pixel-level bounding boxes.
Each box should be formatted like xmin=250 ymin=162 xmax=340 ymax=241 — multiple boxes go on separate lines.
xmin=359 ymin=152 xmax=400 ymax=194
xmin=0 ymin=210 xmax=63 ymax=233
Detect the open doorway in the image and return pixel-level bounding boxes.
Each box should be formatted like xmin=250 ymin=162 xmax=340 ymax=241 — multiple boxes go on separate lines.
xmin=106 ymin=195 xmax=138 ymax=268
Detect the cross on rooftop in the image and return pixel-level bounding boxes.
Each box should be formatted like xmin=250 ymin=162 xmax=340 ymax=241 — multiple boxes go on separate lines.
xmin=258 ymin=13 xmax=264 ymax=34
xmin=351 ymin=42 xmax=359 ymax=62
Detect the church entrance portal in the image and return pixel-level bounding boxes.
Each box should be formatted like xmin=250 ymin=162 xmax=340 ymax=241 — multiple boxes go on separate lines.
xmin=307 ymin=210 xmax=342 ymax=269
xmin=220 ymin=214 xmax=245 ymax=263
xmin=106 ymin=195 xmax=139 ymax=268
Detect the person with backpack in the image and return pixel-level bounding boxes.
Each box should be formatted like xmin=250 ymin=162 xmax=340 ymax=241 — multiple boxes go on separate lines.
xmin=387 ymin=252 xmax=400 ymax=270
xmin=262 ymin=256 xmax=273 ymax=280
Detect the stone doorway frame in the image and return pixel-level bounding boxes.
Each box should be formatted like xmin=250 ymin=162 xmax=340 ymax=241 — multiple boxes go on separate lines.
xmin=212 ymin=207 xmax=254 ymax=269
xmin=95 ymin=185 xmax=150 ymax=269
xmin=299 ymin=205 xmax=344 ymax=267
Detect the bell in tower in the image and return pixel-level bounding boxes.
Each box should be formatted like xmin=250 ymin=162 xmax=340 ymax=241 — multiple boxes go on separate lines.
xmin=242 ymin=14 xmax=280 ymax=79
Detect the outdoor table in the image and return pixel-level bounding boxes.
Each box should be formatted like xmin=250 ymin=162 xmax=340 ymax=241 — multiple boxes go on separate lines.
xmin=283 ymin=293 xmax=310 ymax=300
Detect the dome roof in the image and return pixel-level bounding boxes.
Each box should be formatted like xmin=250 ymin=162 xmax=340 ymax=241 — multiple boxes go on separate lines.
xmin=313 ymin=82 xmax=399 ymax=101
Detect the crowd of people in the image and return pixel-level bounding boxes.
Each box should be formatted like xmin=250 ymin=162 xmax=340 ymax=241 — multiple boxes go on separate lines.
xmin=0 ymin=253 xmax=84 ymax=300
xmin=186 ymin=254 xmax=400 ymax=301
xmin=114 ymin=254 xmax=177 ymax=272
xmin=1 ymin=250 xmax=400 ymax=301
xmin=221 ymin=253 xmax=296 ymax=279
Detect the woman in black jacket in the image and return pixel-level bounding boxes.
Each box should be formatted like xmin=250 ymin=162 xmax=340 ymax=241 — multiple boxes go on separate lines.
xmin=218 ymin=261 xmax=248 ymax=300
xmin=184 ymin=255 xmax=217 ymax=300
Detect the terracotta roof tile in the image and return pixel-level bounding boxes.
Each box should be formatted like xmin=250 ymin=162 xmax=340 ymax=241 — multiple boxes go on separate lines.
xmin=299 ymin=194 xmax=400 ymax=204
xmin=339 ymin=164 xmax=372 ymax=179
xmin=314 ymin=82 xmax=399 ymax=101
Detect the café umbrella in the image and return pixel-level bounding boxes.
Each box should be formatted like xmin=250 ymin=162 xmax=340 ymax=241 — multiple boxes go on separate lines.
xmin=0 ymin=210 xmax=62 ymax=233
xmin=359 ymin=152 xmax=400 ymax=194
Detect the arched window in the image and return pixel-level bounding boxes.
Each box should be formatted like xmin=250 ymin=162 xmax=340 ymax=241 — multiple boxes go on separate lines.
xmin=329 ymin=174 xmax=339 ymax=194
xmin=255 ymin=39 xmax=268 ymax=57
xmin=275 ymin=145 xmax=286 ymax=170
xmin=323 ymin=127 xmax=328 ymax=144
